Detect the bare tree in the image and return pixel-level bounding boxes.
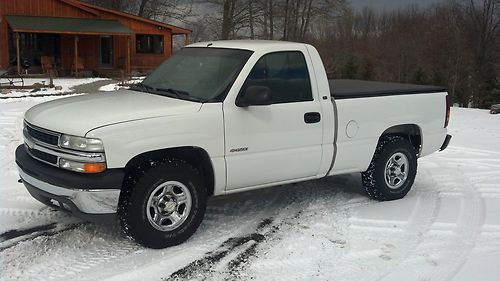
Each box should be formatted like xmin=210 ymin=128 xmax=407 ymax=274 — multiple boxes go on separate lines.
xmin=457 ymin=0 xmax=500 ymax=107
xmin=84 ymin=0 xmax=500 ymax=108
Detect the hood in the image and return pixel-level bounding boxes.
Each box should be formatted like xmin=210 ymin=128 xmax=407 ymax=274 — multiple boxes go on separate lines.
xmin=24 ymin=89 xmax=202 ymax=136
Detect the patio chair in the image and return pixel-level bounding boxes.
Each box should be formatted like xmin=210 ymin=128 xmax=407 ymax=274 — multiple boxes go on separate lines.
xmin=41 ymin=56 xmax=58 ymax=77
xmin=71 ymin=57 xmax=85 ymax=77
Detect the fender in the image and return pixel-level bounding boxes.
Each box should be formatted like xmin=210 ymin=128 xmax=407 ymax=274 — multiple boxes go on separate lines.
xmin=85 ymin=103 xmax=226 ymax=195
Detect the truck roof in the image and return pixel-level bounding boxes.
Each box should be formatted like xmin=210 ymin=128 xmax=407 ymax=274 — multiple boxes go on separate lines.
xmin=187 ymin=40 xmax=307 ymax=52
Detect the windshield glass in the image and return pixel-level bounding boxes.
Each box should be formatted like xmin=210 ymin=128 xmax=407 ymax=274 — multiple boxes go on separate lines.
xmin=139 ymin=48 xmax=253 ymax=102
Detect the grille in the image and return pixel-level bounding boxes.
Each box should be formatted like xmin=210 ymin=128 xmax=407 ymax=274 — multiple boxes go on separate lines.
xmin=26 ymin=146 xmax=58 ymax=165
xmin=26 ymin=124 xmax=59 ymax=146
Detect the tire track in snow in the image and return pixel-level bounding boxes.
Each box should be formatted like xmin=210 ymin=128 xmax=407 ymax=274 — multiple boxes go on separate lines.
xmin=447 ymin=146 xmax=500 ymax=156
xmin=369 ymin=166 xmax=441 ymax=281
xmin=0 ymin=223 xmax=85 ymax=253
xmin=232 ymin=177 xmax=366 ymax=281
xmin=165 ymin=210 xmax=309 ymax=281
xmin=0 ymin=223 xmax=57 ymax=242
xmin=10 ymin=186 xmax=287 ymax=281
xmin=428 ymin=159 xmax=485 ymax=281
xmin=15 ymin=224 xmax=141 ymax=281
xmin=165 ymin=218 xmax=275 ymax=281
xmin=161 ymin=182 xmax=326 ymax=281
xmin=377 ymin=150 xmax=487 ymax=281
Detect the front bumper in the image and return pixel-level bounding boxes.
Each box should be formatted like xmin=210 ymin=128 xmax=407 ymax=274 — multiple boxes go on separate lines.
xmin=16 ymin=145 xmax=124 ymax=222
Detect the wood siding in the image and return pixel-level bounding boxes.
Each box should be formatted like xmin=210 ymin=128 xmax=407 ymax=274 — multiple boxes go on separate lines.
xmin=0 ymin=0 xmax=178 ymax=72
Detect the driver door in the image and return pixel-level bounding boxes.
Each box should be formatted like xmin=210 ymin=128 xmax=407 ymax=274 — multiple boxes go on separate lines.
xmin=224 ymin=51 xmax=323 ymax=190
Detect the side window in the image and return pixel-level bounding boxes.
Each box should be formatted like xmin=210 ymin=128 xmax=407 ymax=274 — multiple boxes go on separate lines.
xmin=242 ymin=51 xmax=313 ymax=104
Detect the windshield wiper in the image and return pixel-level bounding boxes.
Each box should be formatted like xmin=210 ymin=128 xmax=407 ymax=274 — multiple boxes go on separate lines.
xmin=154 ymin=88 xmax=204 ymax=102
xmin=156 ymin=87 xmax=189 ymax=98
xmin=131 ymin=82 xmax=153 ymax=93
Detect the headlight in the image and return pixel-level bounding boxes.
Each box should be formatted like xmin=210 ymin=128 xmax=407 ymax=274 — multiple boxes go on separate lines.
xmin=59 ymin=134 xmax=104 ymax=152
xmin=59 ymin=158 xmax=107 ymax=173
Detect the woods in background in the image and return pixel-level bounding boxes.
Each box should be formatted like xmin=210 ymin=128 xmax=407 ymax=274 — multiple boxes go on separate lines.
xmin=84 ymin=0 xmax=500 ymax=108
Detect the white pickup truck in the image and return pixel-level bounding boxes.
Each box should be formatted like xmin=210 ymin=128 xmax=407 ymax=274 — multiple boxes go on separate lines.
xmin=16 ymin=40 xmax=451 ymax=248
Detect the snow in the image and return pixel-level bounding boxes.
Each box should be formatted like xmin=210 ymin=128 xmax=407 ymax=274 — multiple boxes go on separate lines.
xmin=98 ymin=83 xmax=121 ymax=92
xmin=1 ymin=78 xmax=109 ymax=98
xmin=447 ymin=108 xmax=500 ymax=151
xmin=1 ymin=94 xmax=499 ymax=281
xmin=98 ymin=77 xmax=145 ymax=92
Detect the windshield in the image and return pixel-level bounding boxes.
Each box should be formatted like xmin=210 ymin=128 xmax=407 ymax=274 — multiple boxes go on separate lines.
xmin=138 ymin=48 xmax=253 ymax=102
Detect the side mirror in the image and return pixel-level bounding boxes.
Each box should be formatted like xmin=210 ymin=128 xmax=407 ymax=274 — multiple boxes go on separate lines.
xmin=236 ymin=86 xmax=273 ymax=107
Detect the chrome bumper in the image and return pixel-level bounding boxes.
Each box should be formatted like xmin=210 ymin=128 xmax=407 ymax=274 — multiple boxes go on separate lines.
xmin=18 ymin=167 xmax=120 ymax=214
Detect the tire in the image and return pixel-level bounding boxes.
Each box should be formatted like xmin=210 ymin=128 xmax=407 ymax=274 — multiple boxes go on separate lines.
xmin=118 ymin=158 xmax=207 ymax=248
xmin=361 ymin=136 xmax=418 ymax=201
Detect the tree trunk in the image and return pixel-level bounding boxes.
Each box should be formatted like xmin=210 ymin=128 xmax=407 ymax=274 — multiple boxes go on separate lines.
xmin=249 ymin=1 xmax=255 ymax=39
xmin=138 ymin=0 xmax=149 ymax=17
xmin=283 ymin=0 xmax=289 ymax=40
xmin=300 ymin=0 xmax=313 ymax=40
xmin=263 ymin=0 xmax=268 ymax=38
xmin=269 ymin=0 xmax=274 ymax=39
xmin=221 ymin=0 xmax=234 ymax=40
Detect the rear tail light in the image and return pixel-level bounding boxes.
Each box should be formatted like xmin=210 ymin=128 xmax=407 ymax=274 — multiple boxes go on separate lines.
xmin=445 ymin=95 xmax=451 ymax=128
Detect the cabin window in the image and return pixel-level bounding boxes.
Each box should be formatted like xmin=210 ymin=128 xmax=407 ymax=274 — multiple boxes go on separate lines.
xmin=136 ymin=34 xmax=164 ymax=54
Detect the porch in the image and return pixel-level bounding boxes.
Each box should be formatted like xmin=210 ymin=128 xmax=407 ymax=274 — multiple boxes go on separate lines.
xmin=6 ymin=15 xmax=133 ymax=77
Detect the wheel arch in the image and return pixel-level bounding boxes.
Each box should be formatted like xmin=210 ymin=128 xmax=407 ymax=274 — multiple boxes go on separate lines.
xmin=124 ymin=146 xmax=215 ymax=197
xmin=380 ymin=124 xmax=422 ymax=156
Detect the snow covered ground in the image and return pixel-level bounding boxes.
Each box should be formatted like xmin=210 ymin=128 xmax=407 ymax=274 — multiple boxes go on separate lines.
xmin=0 ymin=88 xmax=499 ymax=280
xmin=98 ymin=77 xmax=145 ymax=92
xmin=1 ymin=78 xmax=109 ymax=98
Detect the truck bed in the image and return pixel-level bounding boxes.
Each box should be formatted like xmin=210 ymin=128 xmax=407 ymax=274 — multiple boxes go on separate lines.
xmin=330 ymin=79 xmax=446 ymax=99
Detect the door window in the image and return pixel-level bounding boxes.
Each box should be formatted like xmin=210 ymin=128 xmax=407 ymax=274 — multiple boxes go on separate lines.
xmin=240 ymin=51 xmax=313 ymax=104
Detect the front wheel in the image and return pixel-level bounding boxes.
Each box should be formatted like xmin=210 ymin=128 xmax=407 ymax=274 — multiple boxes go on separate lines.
xmin=118 ymin=159 xmax=207 ymax=248
xmin=362 ymin=136 xmax=418 ymax=201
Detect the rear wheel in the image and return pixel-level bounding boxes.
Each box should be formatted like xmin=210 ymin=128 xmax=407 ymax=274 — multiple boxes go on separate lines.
xmin=118 ymin=159 xmax=206 ymax=248
xmin=362 ymin=136 xmax=418 ymax=201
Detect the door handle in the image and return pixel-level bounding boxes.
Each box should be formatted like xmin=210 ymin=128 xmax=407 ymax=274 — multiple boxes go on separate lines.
xmin=304 ymin=112 xmax=321 ymax=124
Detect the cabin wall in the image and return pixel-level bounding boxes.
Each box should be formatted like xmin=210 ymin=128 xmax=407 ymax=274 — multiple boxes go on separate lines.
xmin=1 ymin=0 xmax=94 ymax=18
xmin=111 ymin=15 xmax=172 ymax=71
xmin=0 ymin=11 xmax=8 ymax=70
xmin=60 ymin=35 xmax=98 ymax=71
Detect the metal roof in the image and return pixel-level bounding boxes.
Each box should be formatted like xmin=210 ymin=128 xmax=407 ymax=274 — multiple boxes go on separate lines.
xmin=6 ymin=15 xmax=132 ymax=35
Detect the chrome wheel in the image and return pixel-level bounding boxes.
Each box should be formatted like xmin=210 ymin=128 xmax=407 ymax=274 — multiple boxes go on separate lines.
xmin=146 ymin=181 xmax=192 ymax=231
xmin=384 ymin=152 xmax=409 ymax=189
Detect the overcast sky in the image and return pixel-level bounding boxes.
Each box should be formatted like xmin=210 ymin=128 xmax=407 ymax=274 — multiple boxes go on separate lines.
xmin=349 ymin=0 xmax=443 ymax=11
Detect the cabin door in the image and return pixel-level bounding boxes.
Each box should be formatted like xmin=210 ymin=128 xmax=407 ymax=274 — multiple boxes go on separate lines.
xmin=99 ymin=36 xmax=113 ymax=68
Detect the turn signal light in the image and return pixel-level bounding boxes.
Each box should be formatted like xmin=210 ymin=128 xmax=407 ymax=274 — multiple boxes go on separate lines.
xmin=59 ymin=158 xmax=107 ymax=173
xmin=83 ymin=163 xmax=107 ymax=173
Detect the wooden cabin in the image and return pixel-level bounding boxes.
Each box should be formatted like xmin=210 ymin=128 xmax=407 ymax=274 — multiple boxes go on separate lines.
xmin=0 ymin=0 xmax=191 ymax=76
